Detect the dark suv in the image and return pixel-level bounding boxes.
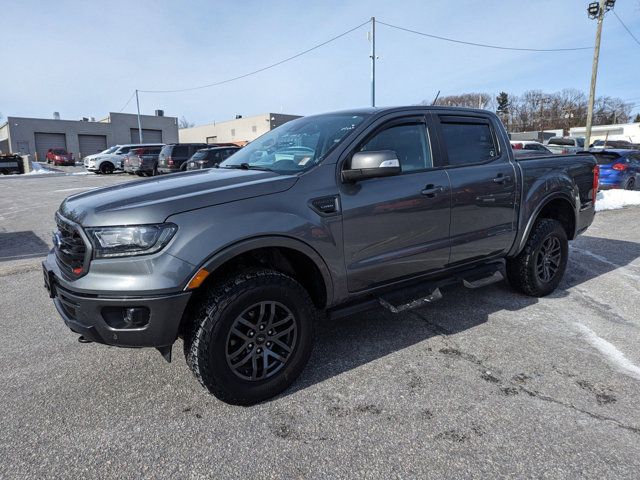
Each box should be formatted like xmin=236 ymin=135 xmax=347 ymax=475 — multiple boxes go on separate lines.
xmin=186 ymin=146 xmax=240 ymax=170
xmin=157 ymin=143 xmax=208 ymax=174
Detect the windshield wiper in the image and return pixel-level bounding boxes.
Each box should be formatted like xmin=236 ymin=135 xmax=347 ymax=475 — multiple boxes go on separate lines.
xmin=220 ymin=163 xmax=272 ymax=171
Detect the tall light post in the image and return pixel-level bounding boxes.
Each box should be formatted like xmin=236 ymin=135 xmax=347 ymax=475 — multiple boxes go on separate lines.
xmin=585 ymin=0 xmax=615 ymax=148
xmin=369 ymin=17 xmax=376 ymax=107
xmin=135 ymin=89 xmax=143 ymax=143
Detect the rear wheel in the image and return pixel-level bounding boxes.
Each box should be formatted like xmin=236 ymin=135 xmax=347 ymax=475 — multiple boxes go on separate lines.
xmin=507 ymin=218 xmax=568 ymax=297
xmin=184 ymin=269 xmax=316 ymax=405
xmin=625 ymin=178 xmax=636 ymax=191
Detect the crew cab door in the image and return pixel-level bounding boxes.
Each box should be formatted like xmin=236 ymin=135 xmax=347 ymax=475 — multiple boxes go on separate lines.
xmin=434 ymin=113 xmax=517 ymax=265
xmin=340 ymin=114 xmax=452 ymax=292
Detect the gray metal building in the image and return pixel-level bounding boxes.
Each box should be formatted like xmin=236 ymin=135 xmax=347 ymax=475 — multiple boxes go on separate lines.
xmin=0 ymin=112 xmax=178 ymax=160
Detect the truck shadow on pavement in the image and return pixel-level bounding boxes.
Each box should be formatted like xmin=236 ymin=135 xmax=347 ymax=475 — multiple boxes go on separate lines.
xmin=282 ymin=235 xmax=640 ymax=399
xmin=0 ymin=231 xmax=49 ymax=263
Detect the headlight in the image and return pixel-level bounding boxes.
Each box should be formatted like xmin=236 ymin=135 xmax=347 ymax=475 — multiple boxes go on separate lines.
xmin=85 ymin=223 xmax=177 ymax=258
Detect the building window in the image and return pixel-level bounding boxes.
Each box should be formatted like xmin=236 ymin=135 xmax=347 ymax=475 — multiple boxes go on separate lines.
xmin=231 ymin=129 xmax=236 ymax=137
xmin=252 ymin=125 xmax=257 ymax=133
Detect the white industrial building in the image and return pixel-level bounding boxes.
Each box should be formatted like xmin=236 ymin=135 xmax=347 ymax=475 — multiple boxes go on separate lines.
xmin=179 ymin=113 xmax=300 ymax=145
xmin=570 ymin=122 xmax=640 ymax=143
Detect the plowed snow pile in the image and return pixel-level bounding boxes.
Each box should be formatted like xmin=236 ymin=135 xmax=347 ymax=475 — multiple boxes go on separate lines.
xmin=596 ymin=190 xmax=640 ymax=211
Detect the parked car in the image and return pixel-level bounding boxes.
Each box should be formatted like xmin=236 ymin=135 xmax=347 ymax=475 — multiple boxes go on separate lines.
xmin=84 ymin=143 xmax=164 ymax=174
xmin=43 ymin=106 xmax=597 ymax=405
xmin=591 ymin=149 xmax=640 ymax=190
xmin=83 ymin=146 xmax=119 ymax=164
xmin=157 ymin=143 xmax=208 ymax=174
xmin=0 ymin=153 xmax=24 ymax=175
xmin=546 ymin=137 xmax=585 ymax=155
xmin=46 ymin=148 xmax=74 ymax=166
xmin=123 ymin=146 xmax=164 ymax=176
xmin=590 ymin=139 xmax=640 ymax=150
xmin=510 ymin=141 xmax=552 ymax=154
xmin=185 ymin=146 xmax=240 ymax=171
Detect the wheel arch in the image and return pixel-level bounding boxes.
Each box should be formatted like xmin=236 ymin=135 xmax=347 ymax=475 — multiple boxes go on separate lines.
xmin=187 ymin=236 xmax=334 ymax=309
xmin=510 ymin=193 xmax=577 ymax=257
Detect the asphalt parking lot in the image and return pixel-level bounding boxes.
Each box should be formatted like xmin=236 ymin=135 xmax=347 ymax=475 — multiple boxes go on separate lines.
xmin=1 ymin=172 xmax=639 ymax=479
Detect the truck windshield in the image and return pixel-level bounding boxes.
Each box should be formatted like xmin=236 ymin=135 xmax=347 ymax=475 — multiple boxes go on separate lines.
xmin=219 ymin=113 xmax=368 ymax=174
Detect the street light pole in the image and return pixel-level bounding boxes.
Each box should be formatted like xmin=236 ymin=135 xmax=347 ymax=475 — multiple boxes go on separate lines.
xmin=585 ymin=0 xmax=613 ymax=148
xmin=370 ymin=16 xmax=376 ymax=108
xmin=135 ymin=89 xmax=143 ymax=143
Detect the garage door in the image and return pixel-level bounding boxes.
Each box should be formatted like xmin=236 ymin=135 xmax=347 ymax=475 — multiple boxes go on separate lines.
xmin=130 ymin=129 xmax=163 ymax=144
xmin=35 ymin=133 xmax=66 ymax=162
xmin=78 ymin=135 xmax=107 ymax=159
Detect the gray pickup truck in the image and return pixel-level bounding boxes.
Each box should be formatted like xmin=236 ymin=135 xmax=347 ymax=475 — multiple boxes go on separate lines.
xmin=43 ymin=107 xmax=598 ymax=404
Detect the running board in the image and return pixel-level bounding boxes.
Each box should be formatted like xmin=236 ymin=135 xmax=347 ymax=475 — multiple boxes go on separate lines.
xmin=379 ymin=287 xmax=443 ymax=313
xmin=462 ymin=270 xmax=504 ymax=289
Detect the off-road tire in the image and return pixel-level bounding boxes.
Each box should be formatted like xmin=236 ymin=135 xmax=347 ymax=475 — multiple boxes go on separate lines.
xmin=506 ymin=218 xmax=568 ymax=297
xmin=183 ymin=269 xmax=316 ymax=405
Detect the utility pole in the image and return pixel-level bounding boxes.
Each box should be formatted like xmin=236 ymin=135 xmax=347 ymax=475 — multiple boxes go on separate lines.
xmin=585 ymin=0 xmax=614 ymax=148
xmin=370 ymin=16 xmax=376 ymax=108
xmin=135 ymin=89 xmax=143 ymax=143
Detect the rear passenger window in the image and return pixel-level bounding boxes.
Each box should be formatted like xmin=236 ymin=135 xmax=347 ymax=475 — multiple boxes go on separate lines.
xmin=440 ymin=122 xmax=497 ymax=166
xmin=172 ymin=146 xmax=188 ymax=157
xmin=360 ymin=123 xmax=433 ymax=173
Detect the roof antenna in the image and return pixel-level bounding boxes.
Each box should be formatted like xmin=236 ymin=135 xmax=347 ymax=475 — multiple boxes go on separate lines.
xmin=431 ymin=90 xmax=441 ymax=105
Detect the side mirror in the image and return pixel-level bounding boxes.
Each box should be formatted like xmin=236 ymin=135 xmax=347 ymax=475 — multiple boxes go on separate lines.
xmin=342 ymin=150 xmax=401 ymax=182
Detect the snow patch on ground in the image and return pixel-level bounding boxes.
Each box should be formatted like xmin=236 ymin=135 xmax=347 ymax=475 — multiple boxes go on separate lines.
xmin=575 ymin=323 xmax=640 ymax=381
xmin=596 ymin=190 xmax=640 ymax=211
xmin=25 ymin=162 xmax=57 ymax=174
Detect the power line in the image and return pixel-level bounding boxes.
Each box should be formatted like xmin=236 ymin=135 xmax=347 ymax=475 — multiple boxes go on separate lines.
xmin=118 ymin=90 xmax=136 ymax=112
xmin=613 ymin=11 xmax=640 ymax=47
xmin=376 ymin=20 xmax=592 ymax=52
xmin=139 ymin=20 xmax=370 ymax=94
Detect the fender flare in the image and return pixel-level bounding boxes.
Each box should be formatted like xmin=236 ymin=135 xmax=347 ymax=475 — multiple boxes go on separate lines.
xmin=192 ymin=235 xmax=334 ymax=306
xmin=509 ymin=191 xmax=577 ymax=257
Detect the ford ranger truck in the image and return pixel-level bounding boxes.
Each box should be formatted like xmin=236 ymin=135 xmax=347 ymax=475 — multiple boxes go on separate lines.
xmin=43 ymin=107 xmax=598 ymax=405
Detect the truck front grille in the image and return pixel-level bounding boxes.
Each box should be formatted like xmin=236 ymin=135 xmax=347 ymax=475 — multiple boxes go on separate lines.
xmin=54 ymin=214 xmax=89 ymax=277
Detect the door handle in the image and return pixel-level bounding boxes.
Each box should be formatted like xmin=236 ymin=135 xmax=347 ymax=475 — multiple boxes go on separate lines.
xmin=493 ymin=174 xmax=512 ymax=184
xmin=421 ymin=185 xmax=444 ymax=197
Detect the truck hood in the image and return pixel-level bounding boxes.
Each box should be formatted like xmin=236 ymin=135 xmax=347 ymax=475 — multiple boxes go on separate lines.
xmin=59 ymin=169 xmax=298 ymax=226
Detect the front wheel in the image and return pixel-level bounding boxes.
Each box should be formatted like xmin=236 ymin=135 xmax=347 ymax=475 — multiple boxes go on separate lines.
xmin=99 ymin=162 xmax=114 ymax=174
xmin=507 ymin=218 xmax=568 ymax=297
xmin=184 ymin=269 xmax=316 ymax=405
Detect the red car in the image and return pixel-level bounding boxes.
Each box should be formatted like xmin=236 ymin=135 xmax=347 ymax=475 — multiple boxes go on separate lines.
xmin=46 ymin=148 xmax=74 ymax=166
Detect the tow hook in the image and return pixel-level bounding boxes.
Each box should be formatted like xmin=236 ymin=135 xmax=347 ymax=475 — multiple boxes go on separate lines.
xmin=78 ymin=335 xmax=92 ymax=344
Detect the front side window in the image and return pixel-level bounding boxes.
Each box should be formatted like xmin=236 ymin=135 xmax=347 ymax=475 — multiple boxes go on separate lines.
xmin=359 ymin=123 xmax=432 ymax=172
xmin=440 ymin=122 xmax=497 ymax=166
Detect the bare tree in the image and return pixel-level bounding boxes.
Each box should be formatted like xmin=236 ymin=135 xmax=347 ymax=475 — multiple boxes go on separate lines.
xmin=178 ymin=116 xmax=195 ymax=129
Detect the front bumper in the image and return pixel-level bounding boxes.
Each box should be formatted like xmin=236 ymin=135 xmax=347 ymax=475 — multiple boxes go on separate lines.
xmin=43 ymin=254 xmax=192 ymax=347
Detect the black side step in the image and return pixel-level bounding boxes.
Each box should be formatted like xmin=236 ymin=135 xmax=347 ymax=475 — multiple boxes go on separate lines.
xmin=327 ymin=260 xmax=506 ymax=318
xmin=379 ymin=288 xmax=443 ymax=313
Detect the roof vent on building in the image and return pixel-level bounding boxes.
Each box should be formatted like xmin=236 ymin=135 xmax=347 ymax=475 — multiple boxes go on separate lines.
xmin=53 ymin=112 xmax=60 ymax=120
xmin=235 ymin=115 xmax=243 ymax=119
xmin=155 ymin=110 xmax=164 ymax=117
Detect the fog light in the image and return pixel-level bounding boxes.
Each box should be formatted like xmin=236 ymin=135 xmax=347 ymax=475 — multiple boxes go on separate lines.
xmin=102 ymin=306 xmax=150 ymax=329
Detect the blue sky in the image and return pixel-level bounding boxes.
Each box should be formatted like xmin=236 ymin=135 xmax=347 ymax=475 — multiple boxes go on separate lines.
xmin=1 ymin=0 xmax=639 ymax=124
